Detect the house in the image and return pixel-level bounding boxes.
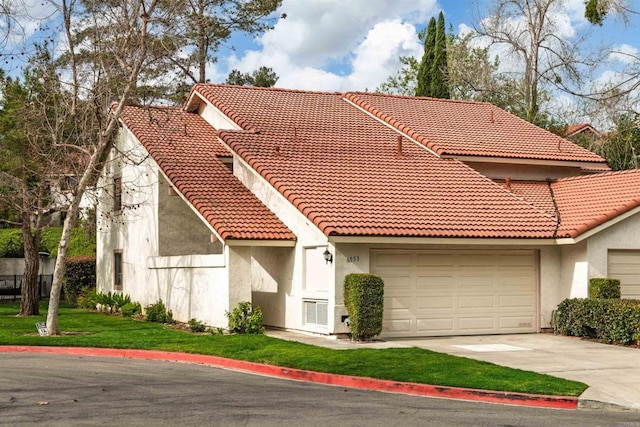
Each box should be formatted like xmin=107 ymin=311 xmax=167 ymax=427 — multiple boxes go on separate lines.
xmin=564 ymin=123 xmax=603 ymax=149
xmin=96 ymin=85 xmax=640 ymax=338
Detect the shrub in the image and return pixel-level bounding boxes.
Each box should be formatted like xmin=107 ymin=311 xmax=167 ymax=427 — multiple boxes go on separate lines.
xmin=76 ymin=289 xmax=98 ymax=309
xmin=92 ymin=291 xmax=117 ymax=313
xmin=121 ymin=302 xmax=142 ymax=317
xmin=145 ymin=300 xmax=174 ymax=323
xmin=41 ymin=227 xmax=96 ymax=258
xmin=588 ymin=278 xmax=621 ymax=299
xmin=188 ymin=318 xmax=207 ymax=333
xmin=555 ymin=298 xmax=640 ymax=345
xmin=112 ymin=293 xmax=131 ymax=310
xmin=343 ymin=273 xmax=384 ymax=341
xmin=226 ymin=301 xmax=264 ymax=334
xmin=63 ymin=257 xmax=96 ymax=306
xmin=0 ymin=228 xmax=24 ymax=257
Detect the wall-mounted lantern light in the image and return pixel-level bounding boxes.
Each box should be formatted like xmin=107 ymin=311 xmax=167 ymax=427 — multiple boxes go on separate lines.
xmin=323 ymin=249 xmax=333 ymax=264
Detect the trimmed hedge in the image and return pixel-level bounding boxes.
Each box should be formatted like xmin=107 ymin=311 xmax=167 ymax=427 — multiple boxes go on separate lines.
xmin=63 ymin=256 xmax=97 ymax=306
xmin=588 ymin=278 xmax=621 ymax=299
xmin=0 ymin=228 xmax=24 ymax=257
xmin=555 ymin=298 xmax=640 ymax=345
xmin=0 ymin=227 xmax=96 ymax=259
xmin=344 ymin=273 xmax=384 ymax=341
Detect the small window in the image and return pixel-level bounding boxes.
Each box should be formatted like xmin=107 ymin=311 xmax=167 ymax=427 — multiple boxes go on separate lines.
xmin=114 ymin=250 xmax=123 ymax=290
xmin=113 ymin=177 xmax=122 ymax=212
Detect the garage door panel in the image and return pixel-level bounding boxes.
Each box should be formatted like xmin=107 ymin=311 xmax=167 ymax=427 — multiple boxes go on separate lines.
xmin=374 ymin=253 xmax=413 ymax=267
xmin=499 ymin=295 xmax=535 ymax=309
xmin=458 ymin=295 xmax=495 ymax=309
xmin=459 ymin=316 xmax=495 ymax=331
xmin=417 ymin=318 xmax=455 ymax=333
xmin=384 ymin=275 xmax=413 ymax=291
xmin=416 ymin=274 xmax=453 ymax=288
xmin=498 ymin=253 xmax=535 ymax=266
xmin=385 ymin=295 xmax=413 ymax=311
xmin=372 ymin=249 xmax=538 ymax=337
xmin=458 ymin=274 xmax=494 ymax=288
xmin=416 ymin=296 xmax=454 ymax=310
xmin=499 ymin=316 xmax=534 ymax=330
xmin=416 ymin=254 xmax=455 ymax=266
xmin=383 ymin=319 xmax=412 ymax=334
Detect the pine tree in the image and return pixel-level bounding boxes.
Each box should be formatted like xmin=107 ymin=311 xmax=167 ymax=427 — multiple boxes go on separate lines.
xmin=430 ymin=11 xmax=450 ymax=98
xmin=415 ymin=17 xmax=436 ymax=97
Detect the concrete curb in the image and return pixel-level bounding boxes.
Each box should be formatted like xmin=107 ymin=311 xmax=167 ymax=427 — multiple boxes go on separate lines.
xmin=0 ymin=346 xmax=578 ymax=410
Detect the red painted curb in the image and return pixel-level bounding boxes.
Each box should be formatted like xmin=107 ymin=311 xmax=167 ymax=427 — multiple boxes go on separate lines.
xmin=0 ymin=346 xmax=578 ymax=410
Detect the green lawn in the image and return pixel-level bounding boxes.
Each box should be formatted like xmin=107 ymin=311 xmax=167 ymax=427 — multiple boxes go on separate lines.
xmin=0 ymin=302 xmax=587 ymax=396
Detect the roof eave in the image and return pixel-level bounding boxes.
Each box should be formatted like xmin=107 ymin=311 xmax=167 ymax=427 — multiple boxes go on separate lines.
xmin=328 ymin=236 xmax=560 ymax=245
xmin=444 ymin=154 xmax=609 ymax=170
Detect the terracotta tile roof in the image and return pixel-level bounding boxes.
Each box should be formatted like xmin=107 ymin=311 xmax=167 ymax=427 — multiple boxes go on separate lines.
xmin=552 ymin=169 xmax=640 ymax=238
xmin=498 ymin=180 xmax=557 ymax=218
xmin=565 ymin=123 xmax=600 ymax=137
xmin=194 ymin=85 xmax=559 ymax=238
xmin=344 ymin=92 xmax=607 ymax=164
xmin=118 ymin=105 xmax=295 ymax=241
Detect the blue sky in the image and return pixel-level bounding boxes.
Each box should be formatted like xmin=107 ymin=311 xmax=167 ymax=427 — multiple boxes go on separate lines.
xmin=216 ymin=0 xmax=639 ymax=94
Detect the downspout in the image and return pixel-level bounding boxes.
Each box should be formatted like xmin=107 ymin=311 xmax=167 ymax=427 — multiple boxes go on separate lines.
xmin=547 ymin=179 xmax=561 ymax=238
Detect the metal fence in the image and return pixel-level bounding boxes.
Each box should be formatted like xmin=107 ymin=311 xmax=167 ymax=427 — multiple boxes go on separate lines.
xmin=0 ymin=274 xmax=53 ymax=301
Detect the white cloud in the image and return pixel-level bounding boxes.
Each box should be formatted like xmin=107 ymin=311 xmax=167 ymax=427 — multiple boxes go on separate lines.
xmin=609 ymin=44 xmax=640 ymax=64
xmin=225 ymin=0 xmax=437 ymax=91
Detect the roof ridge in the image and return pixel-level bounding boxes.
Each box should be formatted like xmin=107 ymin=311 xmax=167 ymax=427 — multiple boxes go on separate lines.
xmin=194 ymin=83 xmax=344 ymax=96
xmin=346 ymin=90 xmax=492 ymax=106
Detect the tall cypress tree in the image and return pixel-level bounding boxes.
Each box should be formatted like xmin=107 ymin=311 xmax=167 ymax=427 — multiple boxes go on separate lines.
xmin=415 ymin=17 xmax=436 ymax=97
xmin=430 ymin=11 xmax=450 ymax=98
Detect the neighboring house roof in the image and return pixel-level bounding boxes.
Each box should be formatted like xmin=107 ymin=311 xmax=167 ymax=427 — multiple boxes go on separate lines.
xmin=119 ymin=105 xmax=295 ymax=242
xmin=343 ymin=92 xmax=607 ymax=165
xmin=565 ymin=123 xmax=601 ymax=139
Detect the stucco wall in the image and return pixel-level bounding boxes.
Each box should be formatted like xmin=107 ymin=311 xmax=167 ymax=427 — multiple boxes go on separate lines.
xmin=0 ymin=258 xmax=55 ymax=276
xmin=157 ymin=174 xmax=222 ymax=256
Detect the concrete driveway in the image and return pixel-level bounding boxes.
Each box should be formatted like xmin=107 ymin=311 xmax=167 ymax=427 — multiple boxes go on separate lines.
xmin=267 ymin=330 xmax=640 ymax=411
xmin=385 ymin=334 xmax=640 ymax=411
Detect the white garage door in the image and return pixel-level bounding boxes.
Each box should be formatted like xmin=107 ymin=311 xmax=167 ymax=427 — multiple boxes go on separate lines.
xmin=607 ymin=250 xmax=640 ymax=299
xmin=370 ymin=250 xmax=538 ymax=337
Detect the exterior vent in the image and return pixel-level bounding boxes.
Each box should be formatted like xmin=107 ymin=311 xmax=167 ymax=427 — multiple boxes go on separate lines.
xmin=304 ymin=299 xmax=328 ymax=326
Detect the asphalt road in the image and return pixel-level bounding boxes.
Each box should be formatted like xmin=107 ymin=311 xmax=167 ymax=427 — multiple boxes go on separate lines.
xmin=1 ymin=354 xmax=640 ymax=426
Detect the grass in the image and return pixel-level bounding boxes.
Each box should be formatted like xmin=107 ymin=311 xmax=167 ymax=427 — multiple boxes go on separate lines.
xmin=0 ymin=302 xmax=588 ymax=397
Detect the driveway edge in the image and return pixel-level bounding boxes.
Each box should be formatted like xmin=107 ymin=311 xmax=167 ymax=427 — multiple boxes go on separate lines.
xmin=0 ymin=346 xmax=578 ymax=410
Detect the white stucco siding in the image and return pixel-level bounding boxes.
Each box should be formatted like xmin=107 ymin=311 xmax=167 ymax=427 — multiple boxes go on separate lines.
xmin=198 ymin=101 xmax=242 ymax=131
xmin=147 ymin=254 xmax=229 ymax=327
xmin=232 ymin=158 xmax=334 ymax=333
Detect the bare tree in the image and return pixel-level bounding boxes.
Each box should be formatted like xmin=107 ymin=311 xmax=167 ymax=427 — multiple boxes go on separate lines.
xmin=474 ymin=0 xmax=593 ymax=124
xmin=42 ymin=0 xmax=161 ymax=334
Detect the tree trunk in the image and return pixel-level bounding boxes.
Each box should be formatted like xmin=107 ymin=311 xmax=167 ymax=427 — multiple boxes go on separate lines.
xmin=19 ymin=214 xmax=40 ymax=316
